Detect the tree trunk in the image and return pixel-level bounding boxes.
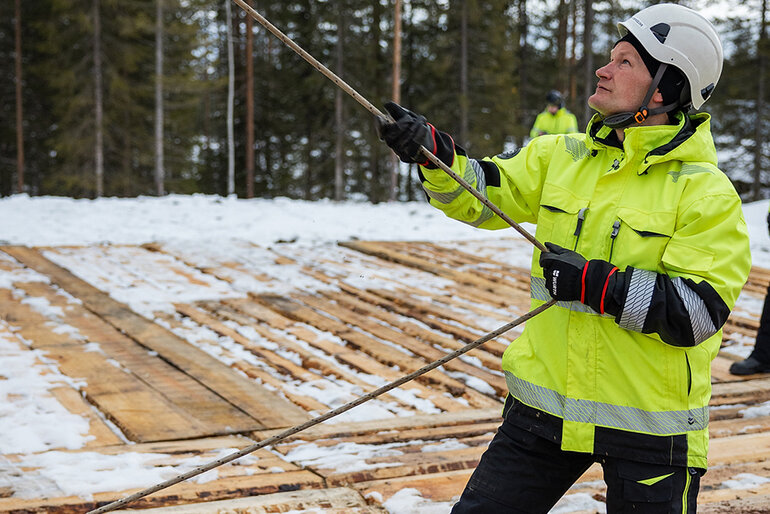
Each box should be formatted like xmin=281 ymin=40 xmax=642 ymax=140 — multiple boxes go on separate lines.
xmin=517 ymin=0 xmax=528 ymax=147
xmin=14 ymin=0 xmax=24 ymax=194
xmin=460 ymin=0 xmax=469 ymax=145
xmin=246 ymin=0 xmax=255 ymax=198
xmin=556 ymin=0 xmax=568 ymax=93
xmin=754 ymin=0 xmax=767 ymax=201
xmin=225 ymin=0 xmax=235 ymax=196
xmin=569 ymin=0 xmax=577 ymax=109
xmin=334 ymin=0 xmax=345 ymax=202
xmin=582 ymin=0 xmax=594 ymax=126
xmin=155 ymin=0 xmax=165 ymax=196
xmin=94 ymin=0 xmax=104 ymax=198
xmin=389 ymin=0 xmax=402 ymax=202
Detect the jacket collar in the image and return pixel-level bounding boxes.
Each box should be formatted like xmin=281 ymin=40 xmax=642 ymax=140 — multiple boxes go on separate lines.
xmin=586 ymin=112 xmax=716 ymax=173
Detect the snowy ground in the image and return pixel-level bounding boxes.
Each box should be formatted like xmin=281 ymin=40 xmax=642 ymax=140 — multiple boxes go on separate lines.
xmin=0 ymin=193 xmax=768 ymax=513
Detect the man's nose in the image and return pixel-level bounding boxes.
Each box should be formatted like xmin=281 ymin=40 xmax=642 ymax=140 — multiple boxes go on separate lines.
xmin=595 ymin=63 xmax=612 ymax=79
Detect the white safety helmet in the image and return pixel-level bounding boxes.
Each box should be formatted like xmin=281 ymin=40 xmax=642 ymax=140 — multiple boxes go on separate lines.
xmin=617 ymin=3 xmax=723 ymax=110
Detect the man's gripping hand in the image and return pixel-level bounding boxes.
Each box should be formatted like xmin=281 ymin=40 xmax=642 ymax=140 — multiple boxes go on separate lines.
xmin=539 ymin=242 xmax=621 ymax=315
xmin=376 ymin=102 xmax=436 ymax=166
xmin=539 ymin=242 xmax=587 ymax=302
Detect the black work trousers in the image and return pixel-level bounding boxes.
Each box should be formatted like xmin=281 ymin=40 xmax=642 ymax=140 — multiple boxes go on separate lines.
xmin=749 ymin=284 xmax=770 ymax=363
xmin=451 ymin=412 xmax=702 ymax=513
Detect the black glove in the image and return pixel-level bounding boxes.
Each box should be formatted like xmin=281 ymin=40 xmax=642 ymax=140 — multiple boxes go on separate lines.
xmin=766 ymin=211 xmax=769 ymax=237
xmin=539 ymin=242 xmax=622 ymax=315
xmin=376 ymin=101 xmax=435 ymax=165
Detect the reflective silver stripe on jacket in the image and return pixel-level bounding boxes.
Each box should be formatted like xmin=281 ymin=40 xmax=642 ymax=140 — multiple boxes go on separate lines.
xmin=505 ymin=371 xmax=708 ymax=434
xmin=618 ymin=267 xmax=656 ymax=332
xmin=423 ymin=157 xmax=495 ymax=227
xmin=466 ymin=159 xmax=494 ymax=227
xmin=422 ymin=157 xmax=478 ymax=204
xmin=673 ymin=277 xmax=717 ymax=344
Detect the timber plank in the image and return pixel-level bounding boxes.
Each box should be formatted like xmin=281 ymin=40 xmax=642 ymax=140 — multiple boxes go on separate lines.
xmin=355 ymin=469 xmax=470 ymax=504
xmin=0 ymin=436 xmax=324 ymax=513
xmin=366 ymin=287 xmax=511 ymax=347
xmin=709 ymin=432 xmax=770 ymax=466
xmin=296 ymin=292 xmax=507 ymax=398
xmin=48 ymin=387 xmax=124 ymax=447
xmin=700 ymin=495 xmax=770 ymax=514
xmin=155 ymin=308 xmax=330 ymax=413
xmin=394 ymin=241 xmax=531 ymax=293
xmin=0 ymin=471 xmax=324 ymax=513
xmin=229 ymin=299 xmax=471 ymax=413
xmin=276 ymin=422 xmax=500 ymax=450
xmin=710 ymin=416 xmax=770 ymax=438
xmin=0 ymin=294 xmax=212 ymax=442
xmin=116 ymin=488 xmax=386 ymax=513
xmin=193 ymin=301 xmax=446 ymax=412
xmin=319 ymin=288 xmax=503 ymax=371
xmin=11 ymin=281 xmax=260 ymax=437
xmin=332 ymin=281 xmax=509 ymax=357
xmin=319 ymin=446 xmax=486 ymax=485
xmin=710 ymin=378 xmax=770 ymax=406
xmin=252 ymin=408 xmax=503 ymax=443
xmin=699 ymin=483 xmax=770 ymax=506
xmin=712 ymin=354 xmax=752 ymax=383
xmin=1 ymin=246 xmax=309 ymax=429
xmin=339 ymin=240 xmax=521 ymax=297
xmin=0 ymin=321 xmax=122 ymax=448
xmin=253 ymin=293 xmax=496 ymax=406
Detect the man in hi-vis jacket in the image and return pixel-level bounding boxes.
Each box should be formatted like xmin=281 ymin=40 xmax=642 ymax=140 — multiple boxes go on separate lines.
xmin=377 ymin=4 xmax=750 ymax=513
xmin=530 ymin=90 xmax=579 ymax=138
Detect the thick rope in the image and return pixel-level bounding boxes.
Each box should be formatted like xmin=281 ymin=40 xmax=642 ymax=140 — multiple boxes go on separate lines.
xmin=228 ymin=0 xmax=545 ymax=253
xmin=87 ymin=3 xmax=556 ymax=511
xmin=88 ymin=299 xmax=555 ymax=513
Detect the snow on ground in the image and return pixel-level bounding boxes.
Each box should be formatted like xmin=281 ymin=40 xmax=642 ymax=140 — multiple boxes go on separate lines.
xmin=0 ymin=194 xmax=768 ymax=511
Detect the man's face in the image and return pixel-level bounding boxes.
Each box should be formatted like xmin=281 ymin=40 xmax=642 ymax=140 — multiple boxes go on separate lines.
xmin=588 ymin=41 xmax=654 ymax=116
xmin=547 ymin=104 xmax=559 ymax=114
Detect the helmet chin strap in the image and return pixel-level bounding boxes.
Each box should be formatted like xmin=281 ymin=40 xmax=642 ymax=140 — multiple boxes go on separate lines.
xmin=603 ymin=64 xmax=680 ymax=129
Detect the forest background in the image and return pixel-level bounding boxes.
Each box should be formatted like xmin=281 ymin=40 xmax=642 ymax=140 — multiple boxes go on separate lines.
xmin=1 ymin=0 xmax=768 ymax=203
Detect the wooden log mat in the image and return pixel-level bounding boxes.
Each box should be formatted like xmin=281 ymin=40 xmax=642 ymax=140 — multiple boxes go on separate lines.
xmin=0 ymin=240 xmax=768 ymax=513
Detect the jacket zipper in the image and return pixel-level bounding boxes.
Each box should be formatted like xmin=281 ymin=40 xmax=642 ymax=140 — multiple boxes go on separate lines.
xmin=573 ymin=208 xmax=588 ymax=250
xmin=608 ymin=220 xmax=621 ymax=261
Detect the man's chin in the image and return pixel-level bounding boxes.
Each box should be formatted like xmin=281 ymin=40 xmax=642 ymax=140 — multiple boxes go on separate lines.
xmin=587 ymin=97 xmax=604 ymax=114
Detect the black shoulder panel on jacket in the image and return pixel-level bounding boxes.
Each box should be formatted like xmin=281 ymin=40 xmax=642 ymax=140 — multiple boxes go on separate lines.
xmin=477 ymin=159 xmax=502 ymax=188
xmin=496 ymin=148 xmax=522 ymax=160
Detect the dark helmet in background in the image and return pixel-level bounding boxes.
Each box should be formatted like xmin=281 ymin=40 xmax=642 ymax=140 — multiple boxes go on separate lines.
xmin=546 ymin=90 xmax=564 ymax=108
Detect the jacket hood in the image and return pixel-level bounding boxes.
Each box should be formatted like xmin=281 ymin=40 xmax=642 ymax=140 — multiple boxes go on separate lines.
xmin=586 ymin=112 xmax=717 ymax=168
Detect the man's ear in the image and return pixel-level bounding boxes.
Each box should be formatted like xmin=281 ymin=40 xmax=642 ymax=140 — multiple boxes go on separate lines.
xmin=652 ymin=88 xmax=665 ymax=105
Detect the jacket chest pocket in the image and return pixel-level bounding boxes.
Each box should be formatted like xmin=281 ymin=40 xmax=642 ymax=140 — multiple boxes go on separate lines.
xmin=536 ymin=185 xmax=589 ymax=252
xmin=610 ymin=207 xmax=675 ymax=266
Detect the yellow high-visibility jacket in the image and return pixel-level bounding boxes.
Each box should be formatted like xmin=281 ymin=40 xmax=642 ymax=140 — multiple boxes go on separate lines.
xmin=419 ymin=112 xmax=751 ymax=468
xmin=530 ymin=108 xmax=580 ymax=138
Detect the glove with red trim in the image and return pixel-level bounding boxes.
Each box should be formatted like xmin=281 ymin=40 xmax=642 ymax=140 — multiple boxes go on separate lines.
xmin=376 ymin=102 xmax=436 ymax=166
xmin=539 ymin=242 xmax=622 ymax=315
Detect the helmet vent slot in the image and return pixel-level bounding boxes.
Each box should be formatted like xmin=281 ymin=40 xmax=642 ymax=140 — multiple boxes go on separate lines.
xmin=650 ymin=23 xmax=670 ymax=43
